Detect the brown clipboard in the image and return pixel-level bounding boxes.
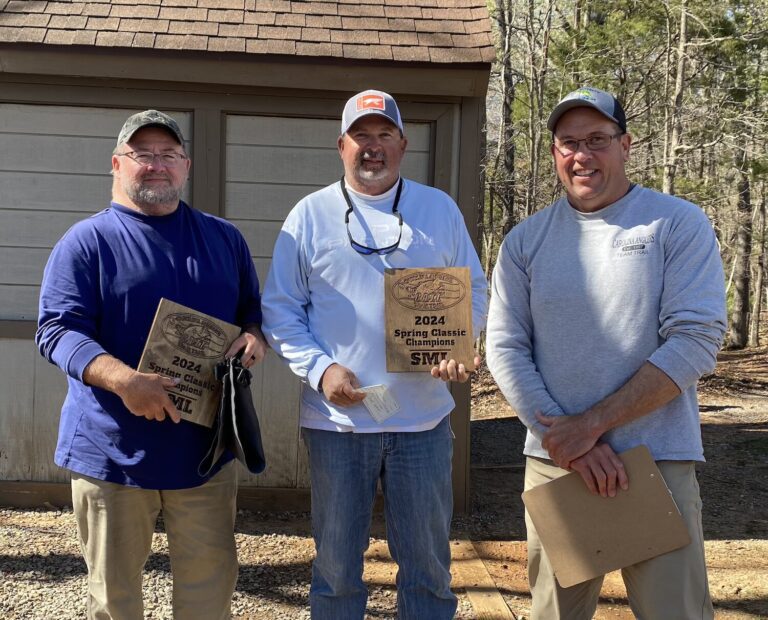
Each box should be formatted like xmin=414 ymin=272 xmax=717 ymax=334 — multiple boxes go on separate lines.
xmin=521 ymin=445 xmax=691 ymax=587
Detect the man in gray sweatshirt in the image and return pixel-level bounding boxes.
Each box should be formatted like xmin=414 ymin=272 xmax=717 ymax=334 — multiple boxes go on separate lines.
xmin=486 ymin=87 xmax=726 ymax=619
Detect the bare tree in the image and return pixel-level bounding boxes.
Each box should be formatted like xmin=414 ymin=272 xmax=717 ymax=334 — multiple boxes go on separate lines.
xmin=662 ymin=0 xmax=688 ymax=195
xmin=728 ymin=146 xmax=753 ymax=348
xmin=749 ymin=187 xmax=766 ymax=347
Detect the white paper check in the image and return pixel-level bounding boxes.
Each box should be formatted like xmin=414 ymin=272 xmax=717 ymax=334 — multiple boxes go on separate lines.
xmin=357 ymin=384 xmax=400 ymax=423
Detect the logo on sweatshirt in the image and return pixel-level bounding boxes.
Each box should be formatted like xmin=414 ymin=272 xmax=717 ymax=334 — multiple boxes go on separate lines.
xmin=612 ymin=233 xmax=656 ymax=258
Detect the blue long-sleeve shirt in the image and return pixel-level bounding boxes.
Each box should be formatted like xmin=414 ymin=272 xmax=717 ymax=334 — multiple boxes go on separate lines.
xmin=36 ymin=201 xmax=262 ymax=489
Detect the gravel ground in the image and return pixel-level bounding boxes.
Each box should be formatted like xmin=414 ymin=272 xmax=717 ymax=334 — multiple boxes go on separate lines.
xmin=0 ymin=508 xmax=475 ymax=620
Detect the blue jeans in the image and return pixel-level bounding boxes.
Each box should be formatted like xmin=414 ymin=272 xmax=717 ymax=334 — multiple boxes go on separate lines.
xmin=302 ymin=416 xmax=457 ymax=620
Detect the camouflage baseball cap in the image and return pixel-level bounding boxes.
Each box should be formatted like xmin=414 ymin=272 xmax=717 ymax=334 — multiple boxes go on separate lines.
xmin=116 ymin=109 xmax=184 ymax=146
xmin=547 ymin=87 xmax=627 ymax=133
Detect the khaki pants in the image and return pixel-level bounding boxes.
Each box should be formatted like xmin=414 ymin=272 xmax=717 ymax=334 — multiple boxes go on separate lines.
xmin=71 ymin=462 xmax=238 ymax=620
xmin=525 ymin=457 xmax=714 ymax=620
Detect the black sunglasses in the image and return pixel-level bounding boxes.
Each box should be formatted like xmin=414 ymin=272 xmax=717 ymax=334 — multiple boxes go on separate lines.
xmin=341 ymin=176 xmax=404 ymax=255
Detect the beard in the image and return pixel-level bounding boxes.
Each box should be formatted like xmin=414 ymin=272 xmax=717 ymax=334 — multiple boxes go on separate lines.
xmin=353 ymin=152 xmax=392 ymax=184
xmin=124 ymin=176 xmax=183 ymax=206
xmin=355 ymin=166 xmax=390 ymax=182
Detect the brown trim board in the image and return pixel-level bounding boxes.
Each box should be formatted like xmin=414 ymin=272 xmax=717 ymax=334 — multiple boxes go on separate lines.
xmin=0 ymin=481 xmax=312 ymax=512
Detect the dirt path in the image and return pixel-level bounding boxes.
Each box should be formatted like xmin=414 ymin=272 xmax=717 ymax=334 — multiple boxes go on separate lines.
xmin=1 ymin=348 xmax=766 ymax=619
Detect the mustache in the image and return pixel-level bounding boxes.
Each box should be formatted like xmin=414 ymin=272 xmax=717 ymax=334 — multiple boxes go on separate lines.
xmin=140 ymin=174 xmax=171 ymax=181
xmin=360 ymin=151 xmax=385 ymax=163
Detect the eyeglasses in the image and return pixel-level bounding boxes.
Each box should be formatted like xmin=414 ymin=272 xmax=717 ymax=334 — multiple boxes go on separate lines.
xmin=117 ymin=151 xmax=188 ymax=167
xmin=341 ymin=177 xmax=404 ymax=255
xmin=553 ymin=133 xmax=624 ymax=157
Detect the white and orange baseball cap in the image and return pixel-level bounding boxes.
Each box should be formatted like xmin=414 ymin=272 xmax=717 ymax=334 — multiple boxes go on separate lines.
xmin=341 ymin=89 xmax=404 ymax=135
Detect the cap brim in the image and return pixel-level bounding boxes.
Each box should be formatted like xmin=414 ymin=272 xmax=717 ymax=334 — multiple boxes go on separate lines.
xmin=343 ymin=110 xmax=401 ymax=134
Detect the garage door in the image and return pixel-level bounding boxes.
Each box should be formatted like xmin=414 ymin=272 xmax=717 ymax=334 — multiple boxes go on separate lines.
xmin=0 ymin=103 xmax=192 ymax=321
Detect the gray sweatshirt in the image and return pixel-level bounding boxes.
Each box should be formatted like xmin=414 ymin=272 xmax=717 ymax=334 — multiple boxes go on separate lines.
xmin=486 ymin=185 xmax=726 ymax=461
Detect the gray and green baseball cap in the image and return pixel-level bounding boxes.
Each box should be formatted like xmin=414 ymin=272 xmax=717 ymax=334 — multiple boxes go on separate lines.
xmin=547 ymin=87 xmax=627 ymax=133
xmin=116 ymin=109 xmax=184 ymax=146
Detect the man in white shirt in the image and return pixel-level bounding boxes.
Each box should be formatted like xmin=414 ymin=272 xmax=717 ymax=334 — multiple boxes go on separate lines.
xmin=262 ymin=90 xmax=488 ymax=619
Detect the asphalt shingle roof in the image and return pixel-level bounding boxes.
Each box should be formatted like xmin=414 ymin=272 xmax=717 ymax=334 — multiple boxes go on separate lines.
xmin=0 ymin=0 xmax=495 ymax=64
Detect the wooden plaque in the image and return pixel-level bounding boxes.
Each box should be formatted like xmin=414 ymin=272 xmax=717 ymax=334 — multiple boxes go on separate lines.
xmin=137 ymin=298 xmax=242 ymax=427
xmin=384 ymin=267 xmax=474 ymax=372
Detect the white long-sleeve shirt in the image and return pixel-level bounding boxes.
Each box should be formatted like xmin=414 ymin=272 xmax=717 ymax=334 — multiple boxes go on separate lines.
xmin=262 ymin=178 xmax=488 ymax=432
xmin=486 ymin=186 xmax=726 ymax=461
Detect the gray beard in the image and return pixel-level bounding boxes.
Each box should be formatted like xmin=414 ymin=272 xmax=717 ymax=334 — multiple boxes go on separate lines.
xmin=126 ymin=182 xmax=182 ymax=207
xmin=355 ymin=158 xmax=390 ymax=185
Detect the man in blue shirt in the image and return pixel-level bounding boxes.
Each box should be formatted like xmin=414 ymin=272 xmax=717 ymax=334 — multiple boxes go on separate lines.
xmin=36 ymin=110 xmax=267 ymax=619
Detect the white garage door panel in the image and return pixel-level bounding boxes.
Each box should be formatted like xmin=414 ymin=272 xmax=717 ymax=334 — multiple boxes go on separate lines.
xmin=224 ymin=115 xmax=432 ymax=224
xmin=225 ymin=182 xmax=325 ymax=221
xmin=226 ymin=144 xmax=430 ymax=188
xmin=32 ymin=352 xmax=70 ymax=482
xmin=0 ymin=104 xmax=191 ymax=322
xmin=0 ymin=248 xmax=50 ymax=286
xmin=0 ymin=103 xmax=192 ymax=139
xmin=0 ymin=211 xmax=92 ymax=248
xmin=230 ymin=219 xmax=283 ymax=259
xmin=0 ymin=338 xmax=71 ymax=483
xmin=398 ymin=153 xmax=431 ymax=184
xmin=0 ymin=171 xmax=111 ymax=212
xmin=227 ymin=114 xmax=431 ymax=152
xmin=0 ymin=340 xmax=36 ymax=480
xmin=0 ymin=286 xmax=39 ymax=322
xmin=238 ymin=353 xmax=303 ymax=487
xmin=226 ymin=143 xmax=341 ymax=186
xmin=227 ymin=115 xmax=339 ymax=149
xmin=0 ymin=133 xmax=116 ymax=175
xmin=253 ymin=257 xmax=270 ymax=286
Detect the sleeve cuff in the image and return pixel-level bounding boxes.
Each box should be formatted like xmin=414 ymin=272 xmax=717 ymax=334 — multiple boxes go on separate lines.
xmin=307 ymin=355 xmax=336 ymax=392
xmin=67 ymin=340 xmax=108 ymax=382
xmin=648 ymin=345 xmax=706 ymax=392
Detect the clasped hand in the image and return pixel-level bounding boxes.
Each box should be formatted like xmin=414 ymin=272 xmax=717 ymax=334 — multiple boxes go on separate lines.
xmin=537 ymin=411 xmax=628 ymax=497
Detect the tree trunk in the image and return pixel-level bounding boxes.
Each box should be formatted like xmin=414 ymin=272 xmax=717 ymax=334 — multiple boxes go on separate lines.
xmin=663 ymin=0 xmax=687 ymax=195
xmin=496 ymin=0 xmax=517 ymax=236
xmin=728 ymin=146 xmax=752 ymax=348
xmin=749 ymin=189 xmax=766 ymax=347
xmin=525 ymin=0 xmax=553 ymax=218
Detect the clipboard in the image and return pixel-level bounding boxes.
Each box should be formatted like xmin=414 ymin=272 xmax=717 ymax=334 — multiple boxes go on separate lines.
xmin=521 ymin=445 xmax=691 ymax=587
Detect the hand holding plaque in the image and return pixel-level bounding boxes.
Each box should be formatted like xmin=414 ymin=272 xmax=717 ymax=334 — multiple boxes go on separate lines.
xmin=137 ymin=298 xmax=242 ymax=427
xmin=384 ymin=267 xmax=475 ymax=373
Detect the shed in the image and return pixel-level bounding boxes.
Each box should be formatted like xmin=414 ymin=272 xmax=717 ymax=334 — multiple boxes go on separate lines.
xmin=0 ymin=0 xmax=494 ymax=512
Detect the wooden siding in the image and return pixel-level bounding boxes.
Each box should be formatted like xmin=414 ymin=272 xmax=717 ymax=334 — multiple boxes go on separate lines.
xmin=222 ymin=113 xmax=432 ymax=488
xmin=0 ymin=103 xmax=192 ymax=321
xmin=0 ymin=339 xmax=68 ymax=482
xmin=0 ymin=81 xmax=479 ymax=511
